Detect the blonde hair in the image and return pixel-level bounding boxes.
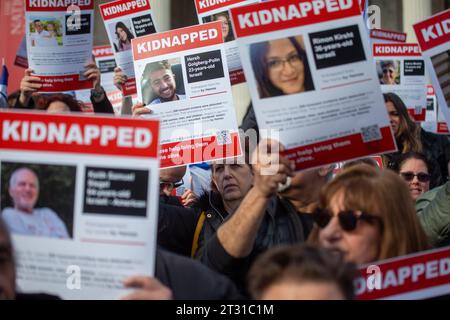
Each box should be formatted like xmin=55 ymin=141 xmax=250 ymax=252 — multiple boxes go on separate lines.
xmin=309 ymin=165 xmax=429 ymax=261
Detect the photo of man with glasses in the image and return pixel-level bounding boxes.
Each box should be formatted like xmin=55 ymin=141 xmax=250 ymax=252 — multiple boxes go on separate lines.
xmin=379 ymin=60 xmax=400 ymax=85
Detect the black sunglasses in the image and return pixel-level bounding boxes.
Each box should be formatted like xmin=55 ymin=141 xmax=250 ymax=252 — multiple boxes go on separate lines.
xmin=312 ymin=208 xmax=382 ymax=232
xmin=400 ymin=172 xmax=431 ymax=183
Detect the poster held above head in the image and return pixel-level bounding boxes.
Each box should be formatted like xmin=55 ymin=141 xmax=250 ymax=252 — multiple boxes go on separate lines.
xmin=414 ymin=9 xmax=450 ymax=130
xmin=24 ymin=0 xmax=95 ymax=92
xmin=132 ymin=22 xmax=241 ymax=168
xmin=75 ymin=45 xmax=124 ymax=113
xmin=230 ymin=0 xmax=397 ymax=171
xmin=0 ymin=110 xmax=160 ymax=299
xmin=373 ymin=43 xmax=427 ymax=122
xmin=194 ymin=0 xmax=260 ymax=85
xmin=99 ymin=0 xmax=158 ymax=97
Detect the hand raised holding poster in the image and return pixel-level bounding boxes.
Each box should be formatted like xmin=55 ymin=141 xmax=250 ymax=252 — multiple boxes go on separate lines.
xmin=24 ymin=0 xmax=94 ymax=92
xmin=100 ymin=0 xmax=158 ymax=97
xmin=230 ymin=0 xmax=396 ymax=171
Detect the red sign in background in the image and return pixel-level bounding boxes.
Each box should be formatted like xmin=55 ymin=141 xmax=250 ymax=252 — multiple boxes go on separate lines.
xmin=0 ymin=0 xmax=27 ymax=94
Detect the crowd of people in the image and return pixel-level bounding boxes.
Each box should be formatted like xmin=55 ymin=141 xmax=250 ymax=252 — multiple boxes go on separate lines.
xmin=1 ymin=13 xmax=450 ymax=302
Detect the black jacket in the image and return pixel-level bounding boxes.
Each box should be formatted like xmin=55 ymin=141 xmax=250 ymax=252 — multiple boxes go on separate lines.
xmin=156 ymin=248 xmax=243 ymax=300
xmin=194 ymin=192 xmax=313 ymax=293
xmin=158 ymin=197 xmax=202 ymax=257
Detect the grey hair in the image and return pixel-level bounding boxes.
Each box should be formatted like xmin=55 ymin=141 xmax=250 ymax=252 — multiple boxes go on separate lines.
xmin=381 ymin=60 xmax=398 ymax=70
xmin=9 ymin=167 xmax=39 ymax=190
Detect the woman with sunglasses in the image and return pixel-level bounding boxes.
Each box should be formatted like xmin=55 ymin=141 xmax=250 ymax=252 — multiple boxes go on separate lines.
xmin=397 ymin=152 xmax=431 ymax=200
xmin=309 ymin=165 xmax=429 ymax=264
xmin=383 ymin=92 xmax=450 ymax=188
xmin=395 ymin=152 xmax=450 ymax=247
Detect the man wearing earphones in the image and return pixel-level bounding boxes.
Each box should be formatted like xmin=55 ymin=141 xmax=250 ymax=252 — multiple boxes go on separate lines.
xmin=193 ymin=139 xmax=314 ymax=294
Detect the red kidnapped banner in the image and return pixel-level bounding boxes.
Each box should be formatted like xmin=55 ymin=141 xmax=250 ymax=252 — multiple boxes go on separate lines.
xmin=93 ymin=45 xmax=114 ymax=58
xmin=356 ymin=247 xmax=450 ymax=300
xmin=373 ymin=44 xmax=422 ymax=57
xmin=195 ymin=0 xmax=247 ymax=14
xmin=132 ymin=22 xmax=223 ymax=60
xmin=370 ymin=29 xmax=407 ymax=43
xmin=0 ymin=111 xmax=159 ymax=158
xmin=26 ymin=0 xmax=94 ymax=11
xmin=230 ymin=0 xmax=361 ymax=38
xmin=99 ymin=0 xmax=151 ymax=21
xmin=414 ymin=9 xmax=450 ymax=52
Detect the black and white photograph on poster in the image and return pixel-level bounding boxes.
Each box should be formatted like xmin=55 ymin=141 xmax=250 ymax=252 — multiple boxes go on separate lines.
xmin=1 ymin=162 xmax=75 ymax=239
xmin=431 ymin=51 xmax=450 ymax=107
xmin=377 ymin=60 xmax=401 ymax=85
xmin=202 ymin=10 xmax=235 ymax=43
xmin=109 ymin=20 xmax=135 ymax=53
xmin=185 ymin=50 xmax=225 ymax=84
xmin=29 ymin=17 xmax=64 ymax=47
xmin=141 ymin=58 xmax=186 ymax=105
xmin=250 ymin=35 xmax=315 ymax=99
xmin=83 ymin=166 xmax=149 ymax=217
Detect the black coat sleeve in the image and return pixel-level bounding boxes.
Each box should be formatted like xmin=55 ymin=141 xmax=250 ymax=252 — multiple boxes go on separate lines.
xmin=158 ymin=203 xmax=201 ymax=257
xmin=91 ymin=91 xmax=115 ymax=114
xmin=156 ymin=248 xmax=244 ymax=300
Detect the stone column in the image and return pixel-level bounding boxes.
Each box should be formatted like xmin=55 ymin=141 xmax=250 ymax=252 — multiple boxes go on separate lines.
xmin=402 ymin=0 xmax=432 ymax=42
xmin=149 ymin=0 xmax=171 ymax=32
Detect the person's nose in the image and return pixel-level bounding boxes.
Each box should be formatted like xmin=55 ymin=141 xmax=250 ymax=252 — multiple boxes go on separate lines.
xmin=322 ymin=217 xmax=343 ymax=245
xmin=160 ymin=81 xmax=169 ymax=90
xmin=411 ymin=175 xmax=420 ymax=185
xmin=223 ymin=166 xmax=233 ymax=180
xmin=281 ymin=61 xmax=296 ymax=76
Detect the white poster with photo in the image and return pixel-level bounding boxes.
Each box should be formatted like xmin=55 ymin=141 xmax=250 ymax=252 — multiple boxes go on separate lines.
xmin=132 ymin=22 xmax=241 ymax=168
xmin=231 ymin=0 xmax=396 ymax=171
xmin=76 ymin=45 xmax=124 ymax=114
xmin=24 ymin=0 xmax=94 ymax=92
xmin=194 ymin=0 xmax=260 ymax=85
xmin=373 ymin=44 xmax=427 ymax=121
xmin=0 ymin=110 xmax=160 ymax=299
xmin=414 ymin=10 xmax=450 ymax=130
xmin=100 ymin=0 xmax=158 ymax=97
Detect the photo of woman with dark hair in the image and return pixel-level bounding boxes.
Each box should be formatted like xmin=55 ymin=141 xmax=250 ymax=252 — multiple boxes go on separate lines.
xmin=202 ymin=11 xmax=235 ymax=43
xmin=114 ymin=21 xmax=135 ymax=52
xmin=250 ymin=36 xmax=315 ymax=98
